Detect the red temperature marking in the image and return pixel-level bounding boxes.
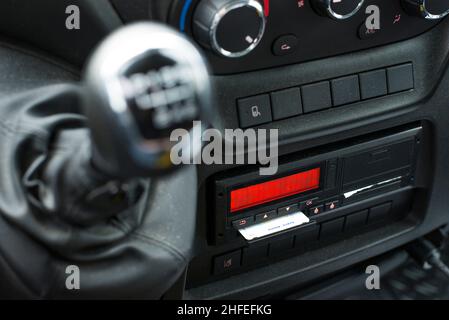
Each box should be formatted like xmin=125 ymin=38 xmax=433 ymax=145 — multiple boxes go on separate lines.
xmin=264 ymin=0 xmax=270 ymax=16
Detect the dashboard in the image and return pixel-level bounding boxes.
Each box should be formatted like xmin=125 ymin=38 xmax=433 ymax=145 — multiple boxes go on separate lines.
xmin=168 ymin=0 xmax=441 ymax=74
xmin=0 ymin=0 xmax=449 ymax=300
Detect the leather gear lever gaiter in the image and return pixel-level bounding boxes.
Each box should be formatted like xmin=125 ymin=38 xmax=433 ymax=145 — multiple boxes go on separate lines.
xmin=0 ymin=22 xmax=207 ymax=299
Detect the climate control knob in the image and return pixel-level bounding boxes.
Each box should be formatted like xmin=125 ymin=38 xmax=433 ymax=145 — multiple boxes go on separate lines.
xmin=193 ymin=0 xmax=266 ymax=58
xmin=312 ymin=0 xmax=365 ymax=20
xmin=402 ymin=0 xmax=449 ymax=19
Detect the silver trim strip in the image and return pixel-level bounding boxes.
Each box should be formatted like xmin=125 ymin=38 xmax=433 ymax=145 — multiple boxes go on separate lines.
xmin=344 ymin=176 xmax=403 ymax=199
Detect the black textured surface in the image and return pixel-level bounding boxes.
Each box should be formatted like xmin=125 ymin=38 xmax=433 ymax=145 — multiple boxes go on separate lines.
xmin=0 ymin=0 xmax=121 ymax=67
xmin=0 ymin=41 xmax=78 ymax=95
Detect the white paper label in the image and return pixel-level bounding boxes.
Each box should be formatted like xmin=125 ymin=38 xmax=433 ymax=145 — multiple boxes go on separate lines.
xmin=238 ymin=212 xmax=310 ymax=241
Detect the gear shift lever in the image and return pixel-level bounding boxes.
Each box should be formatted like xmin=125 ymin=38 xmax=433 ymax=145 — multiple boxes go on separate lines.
xmin=83 ymin=23 xmax=212 ymax=178
xmin=34 ymin=23 xmax=212 ymax=225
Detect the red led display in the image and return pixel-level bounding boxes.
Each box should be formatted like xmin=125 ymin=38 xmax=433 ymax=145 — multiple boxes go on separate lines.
xmin=230 ymin=167 xmax=321 ymax=213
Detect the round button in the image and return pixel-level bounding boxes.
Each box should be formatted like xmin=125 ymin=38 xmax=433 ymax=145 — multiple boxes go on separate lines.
xmin=358 ymin=22 xmax=381 ymax=40
xmin=312 ymin=0 xmax=365 ymax=20
xmin=193 ymin=0 xmax=266 ymax=58
xmin=402 ymin=0 xmax=449 ymax=19
xmin=272 ymin=35 xmax=299 ymax=56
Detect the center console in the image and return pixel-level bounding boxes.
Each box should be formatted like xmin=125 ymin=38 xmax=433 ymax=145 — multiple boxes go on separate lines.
xmin=187 ymin=124 xmax=425 ymax=288
xmin=108 ymin=0 xmax=449 ymax=299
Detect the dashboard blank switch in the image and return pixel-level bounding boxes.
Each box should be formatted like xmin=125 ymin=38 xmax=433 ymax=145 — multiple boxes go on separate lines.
xmin=271 ymin=88 xmax=303 ymax=120
xmin=242 ymin=244 xmax=268 ymax=266
xmin=302 ymin=81 xmax=332 ymax=113
xmin=360 ymin=69 xmax=388 ymax=99
xmin=269 ymin=236 xmax=294 ymax=257
xmin=368 ymin=202 xmax=392 ymax=222
xmin=294 ymin=223 xmax=320 ymax=246
xmin=387 ymin=64 xmax=414 ymax=93
xmin=272 ymin=34 xmax=299 ymax=56
xmin=345 ymin=209 xmax=369 ymax=231
xmin=331 ymin=75 xmax=361 ymax=106
xmin=320 ymin=217 xmax=345 ymax=239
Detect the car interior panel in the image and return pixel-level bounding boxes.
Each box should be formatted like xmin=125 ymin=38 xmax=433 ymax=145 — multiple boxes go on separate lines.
xmin=0 ymin=0 xmax=449 ymax=301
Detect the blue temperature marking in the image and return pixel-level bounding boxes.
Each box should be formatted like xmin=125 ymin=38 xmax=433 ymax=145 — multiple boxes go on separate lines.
xmin=180 ymin=0 xmax=193 ymax=32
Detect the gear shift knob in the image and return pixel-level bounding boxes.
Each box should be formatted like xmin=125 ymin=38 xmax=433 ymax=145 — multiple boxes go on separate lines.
xmin=83 ymin=23 xmax=212 ymax=178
